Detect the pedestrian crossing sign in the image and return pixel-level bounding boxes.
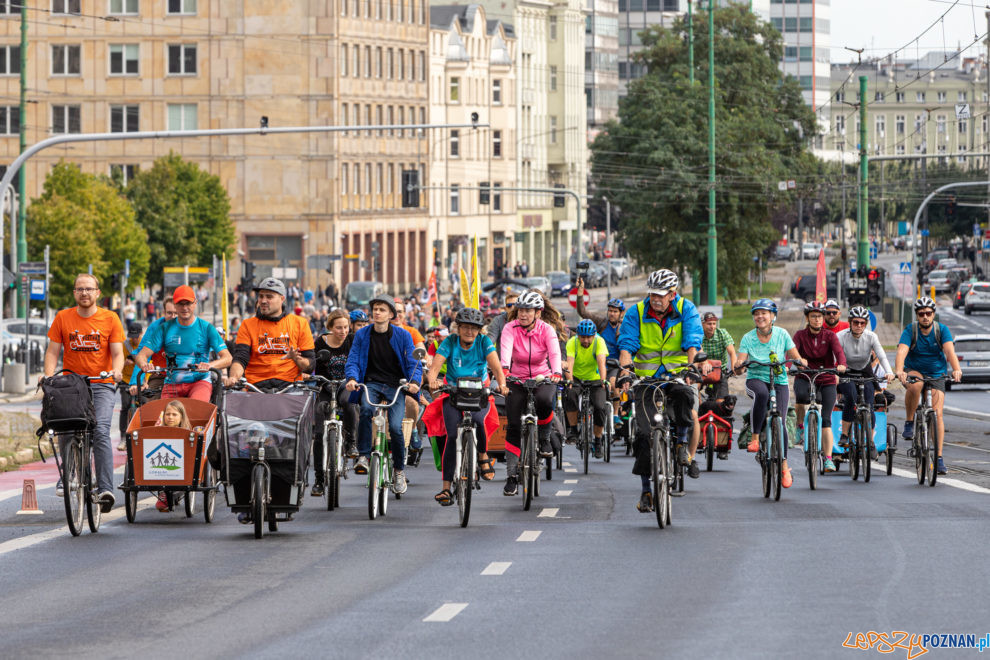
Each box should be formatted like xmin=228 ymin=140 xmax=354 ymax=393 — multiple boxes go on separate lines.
xmin=898 ymin=262 xmax=911 ymax=274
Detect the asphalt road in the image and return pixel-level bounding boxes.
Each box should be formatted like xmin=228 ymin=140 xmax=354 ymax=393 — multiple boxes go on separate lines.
xmin=2 ymin=272 xmax=990 ymax=659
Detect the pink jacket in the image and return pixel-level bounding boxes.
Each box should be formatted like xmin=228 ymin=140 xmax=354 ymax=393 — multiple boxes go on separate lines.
xmin=500 ymin=319 xmax=562 ymax=378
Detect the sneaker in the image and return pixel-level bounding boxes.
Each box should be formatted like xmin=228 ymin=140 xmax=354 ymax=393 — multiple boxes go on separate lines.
xmin=782 ymin=467 xmax=793 ymax=488
xmin=354 ymin=456 xmax=369 ymax=475
xmin=593 ymin=438 xmax=603 ymax=459
xmin=902 ymin=420 xmax=915 ymax=440
xmin=311 ymin=482 xmax=325 ymax=497
xmin=937 ymin=457 xmax=947 ymax=475
xmin=677 ymin=444 xmax=689 ymax=466
xmin=237 ymin=512 xmax=251 ymax=524
xmin=717 ymin=451 xmax=728 ymax=460
xmin=838 ymin=434 xmax=850 ymax=448
xmin=747 ymin=437 xmax=760 ymax=453
xmin=539 ymin=438 xmax=553 ymax=458
xmin=345 ymin=443 xmax=359 ymax=459
xmin=823 ymin=458 xmax=837 ymax=473
xmin=98 ymin=490 xmax=116 ymax=513
xmin=156 ymin=491 xmax=169 ymax=512
xmin=687 ymin=460 xmax=700 ymax=479
xmin=117 ymin=440 xmax=127 ymax=452
xmin=636 ymin=491 xmax=653 ymax=513
xmin=393 ymin=471 xmax=408 ymax=495
xmin=503 ymin=476 xmax=518 ymax=496
xmin=55 ymin=480 xmax=63 ymax=498
xmin=565 ymin=432 xmax=578 ymax=446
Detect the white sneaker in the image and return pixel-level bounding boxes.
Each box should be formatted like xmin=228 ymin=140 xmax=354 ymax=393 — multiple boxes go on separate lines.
xmin=55 ymin=480 xmax=63 ymax=497
xmin=117 ymin=440 xmax=127 ymax=451
xmin=392 ymin=471 xmax=408 ymax=495
xmin=98 ymin=490 xmax=115 ymax=513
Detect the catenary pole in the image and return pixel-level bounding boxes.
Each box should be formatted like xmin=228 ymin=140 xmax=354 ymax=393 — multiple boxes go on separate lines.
xmin=706 ymin=1 xmax=717 ymax=304
xmin=857 ymin=75 xmax=869 ymax=267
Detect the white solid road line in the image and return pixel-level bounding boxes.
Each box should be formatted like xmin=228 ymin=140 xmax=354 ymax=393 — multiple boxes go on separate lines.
xmin=423 ymin=603 xmax=468 ymax=622
xmin=563 ymin=468 xmax=577 ymax=473
xmin=889 ymin=466 xmax=990 ymax=494
xmin=538 ymin=508 xmax=559 ymax=517
xmin=516 ymin=530 xmax=542 ymax=542
xmin=555 ymin=490 xmax=572 ymax=497
xmin=563 ymin=479 xmax=578 ymax=484
xmin=481 ymin=562 xmax=512 ymax=576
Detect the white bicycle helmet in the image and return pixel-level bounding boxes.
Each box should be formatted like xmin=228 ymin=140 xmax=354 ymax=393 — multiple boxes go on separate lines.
xmin=646 ymin=269 xmax=679 ymax=295
xmin=914 ymin=296 xmax=936 ymax=312
xmin=848 ymin=306 xmax=870 ymax=320
xmin=515 ymin=291 xmax=545 ymax=309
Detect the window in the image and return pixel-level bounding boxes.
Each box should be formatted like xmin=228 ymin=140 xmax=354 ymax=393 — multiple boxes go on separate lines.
xmin=109 ymin=0 xmax=138 ymax=13
xmin=959 ymin=118 xmax=967 ymax=134
xmin=386 ymin=164 xmax=394 ymax=194
xmin=875 ymin=115 xmax=885 ymax=138
xmin=397 ymin=0 xmax=403 ymax=22
xmin=549 ymin=65 xmax=557 ymax=92
xmin=109 ymin=164 xmax=137 ymax=185
xmin=895 ymin=115 xmax=905 ymax=135
xmin=450 ymin=76 xmax=459 ymax=102
xmin=167 ymin=44 xmax=196 ymax=75
xmin=493 ymin=182 xmax=501 ymax=212
xmin=896 ymin=145 xmax=905 ymax=155
xmin=835 ymin=91 xmax=844 ymax=103
xmin=167 ymin=0 xmax=195 ymax=14
xmin=386 ymin=48 xmax=393 ymax=79
xmin=365 ymin=104 xmax=371 ymax=134
xmin=341 ymin=103 xmax=348 ymax=134
xmin=167 ymin=103 xmax=197 ymax=130
xmin=52 ymin=0 xmax=80 ymax=13
xmin=492 ymin=79 xmax=501 ymax=104
xmin=364 ymin=163 xmax=371 ymax=194
xmin=0 ymin=105 xmax=18 ymax=134
xmin=376 ymin=163 xmax=383 ymax=194
xmin=365 ymin=45 xmax=371 ymax=78
xmin=418 ymin=50 xmax=425 ymax=81
xmin=896 ymin=92 xmax=905 ymax=103
xmin=397 ymin=106 xmax=404 ymax=137
xmin=0 ymin=0 xmax=23 ymax=14
xmin=0 ymin=45 xmax=20 ymax=75
xmin=386 ymin=105 xmax=393 ymax=135
xmin=450 ymin=184 xmax=459 ymax=214
xmin=353 ymin=162 xmax=360 ymax=195
xmin=799 ymin=17 xmax=812 ymax=32
xmin=937 ymin=91 xmax=946 ymax=103
xmin=51 ymin=105 xmax=81 ymax=134
xmin=375 ymin=104 xmax=382 ymax=135
xmin=109 ymin=44 xmax=139 ymax=75
xmin=407 ymin=50 xmax=414 ymax=81
xmin=450 ymin=129 xmax=459 ymax=157
xmin=493 ymin=130 xmax=502 ymax=157
xmin=376 ymin=47 xmax=382 ymax=78
xmin=341 ymin=164 xmax=348 ymax=195
xmin=352 ymin=45 xmax=359 ymax=77
xmin=550 ymin=116 xmax=558 ymax=144
xmin=341 ymin=44 xmax=348 ymax=75
xmin=874 ymin=92 xmax=883 ymax=102
xmin=916 ymin=92 xmax=925 ymax=102
xmin=110 ymin=104 xmax=139 ymax=132
xmin=835 ymin=115 xmax=845 ymax=135
xmin=936 ymin=114 xmax=946 ymax=134
xmin=398 ymin=48 xmax=404 ymax=80
xmin=549 ymin=15 xmax=557 ymax=40
xmin=418 ymin=106 xmax=425 ymax=137
xmin=914 ymin=114 xmax=923 ymax=131
xmin=51 ymin=45 xmax=81 ymax=75
xmin=959 ymin=91 xmax=968 ymax=102
xmin=376 ymin=0 xmax=382 ymax=19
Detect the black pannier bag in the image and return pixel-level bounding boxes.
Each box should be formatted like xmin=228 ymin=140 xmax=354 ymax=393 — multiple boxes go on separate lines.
xmin=37 ymin=373 xmax=95 ymax=436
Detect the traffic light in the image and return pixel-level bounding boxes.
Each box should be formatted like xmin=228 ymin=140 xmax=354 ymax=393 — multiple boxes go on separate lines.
xmin=241 ymin=261 xmax=255 ymax=290
xmin=866 ymin=267 xmax=885 ymax=307
xmin=479 ymin=181 xmax=490 ymax=205
xmin=553 ymin=184 xmax=565 ymax=208
xmin=109 ymin=273 xmax=120 ymax=289
xmin=401 ymin=170 xmax=419 ymax=208
xmin=371 ymin=241 xmax=381 ymax=273
xmin=947 ymin=194 xmax=956 ymax=216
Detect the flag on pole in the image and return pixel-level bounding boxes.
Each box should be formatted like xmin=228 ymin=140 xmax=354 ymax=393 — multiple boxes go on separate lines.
xmin=427 ymin=267 xmax=437 ymax=306
xmin=458 ymin=236 xmax=481 ymax=308
xmin=221 ymin=254 xmax=229 ymax=336
xmin=815 ymin=248 xmax=827 ymax=304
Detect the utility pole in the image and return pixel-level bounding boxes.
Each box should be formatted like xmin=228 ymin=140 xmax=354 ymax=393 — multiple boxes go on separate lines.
xmin=986 ymin=10 xmax=989 ymax=275
xmin=605 ymin=197 xmax=612 ymax=301
xmin=706 ymin=1 xmax=717 ymax=304
xmin=857 ymin=75 xmax=869 ymax=267
xmin=17 ymin=0 xmax=26 ymax=319
xmin=687 ymin=0 xmax=694 ymax=85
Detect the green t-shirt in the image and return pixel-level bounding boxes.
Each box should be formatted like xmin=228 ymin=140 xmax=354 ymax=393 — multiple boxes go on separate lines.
xmin=566 ymin=334 xmax=608 ymax=381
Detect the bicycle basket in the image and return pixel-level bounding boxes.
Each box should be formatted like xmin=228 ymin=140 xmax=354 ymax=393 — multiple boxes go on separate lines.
xmin=451 ymin=377 xmax=486 ymax=412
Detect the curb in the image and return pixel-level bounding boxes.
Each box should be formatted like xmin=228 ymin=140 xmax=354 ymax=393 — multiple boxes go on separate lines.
xmin=943 ymin=405 xmax=990 ymax=422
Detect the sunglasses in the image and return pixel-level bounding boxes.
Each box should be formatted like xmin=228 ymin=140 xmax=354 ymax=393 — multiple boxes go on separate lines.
xmin=917 ymin=310 xmax=934 ymax=318
xmin=825 ymin=311 xmax=839 ymax=315
xmin=505 ymin=302 xmax=515 ymax=308
xmin=850 ymin=319 xmax=867 ymax=326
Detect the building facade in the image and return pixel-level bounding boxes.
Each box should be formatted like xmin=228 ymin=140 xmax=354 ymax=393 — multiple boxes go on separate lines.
xmin=586 ymin=0 xmax=619 ymax=137
xmin=768 ymin=0 xmax=830 ymax=136
xmin=0 ymin=0 xmax=431 ymax=293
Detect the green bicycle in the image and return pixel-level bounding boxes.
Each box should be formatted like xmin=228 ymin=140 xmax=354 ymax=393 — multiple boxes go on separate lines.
xmin=360 ymin=382 xmax=410 ymax=520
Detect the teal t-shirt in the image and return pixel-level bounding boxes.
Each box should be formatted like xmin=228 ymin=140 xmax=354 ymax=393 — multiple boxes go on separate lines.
xmin=139 ymin=317 xmax=225 ymax=384
xmin=738 ymin=326 xmax=796 ymax=386
xmin=437 ymin=334 xmax=495 ymax=382
xmin=899 ymin=322 xmax=953 ymax=377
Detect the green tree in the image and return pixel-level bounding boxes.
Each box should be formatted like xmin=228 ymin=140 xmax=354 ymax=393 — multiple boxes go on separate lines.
xmin=127 ymin=153 xmax=234 ymax=283
xmin=27 ymin=162 xmax=149 ymax=307
xmin=590 ymin=6 xmax=818 ymax=300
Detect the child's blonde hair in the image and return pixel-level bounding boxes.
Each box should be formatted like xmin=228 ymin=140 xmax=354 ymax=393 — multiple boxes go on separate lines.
xmin=161 ymin=400 xmax=192 ymax=430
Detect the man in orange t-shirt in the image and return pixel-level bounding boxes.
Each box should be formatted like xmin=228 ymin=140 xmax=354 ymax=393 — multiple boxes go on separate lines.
xmin=392 ymin=298 xmax=426 ymax=350
xmin=44 ymin=273 xmax=125 ymax=511
xmin=225 ymin=277 xmax=315 ymax=390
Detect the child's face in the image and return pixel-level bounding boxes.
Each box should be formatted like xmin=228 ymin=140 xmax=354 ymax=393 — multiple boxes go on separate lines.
xmin=163 ymin=407 xmax=182 ymax=427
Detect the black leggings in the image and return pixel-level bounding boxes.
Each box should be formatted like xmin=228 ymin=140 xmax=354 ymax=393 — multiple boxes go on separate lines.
xmin=505 ymin=381 xmax=556 ymax=452
xmin=313 ymin=387 xmax=359 ymax=482
xmin=564 ymin=381 xmax=608 ymax=428
xmin=440 ymin=398 xmax=490 ymax=482
xmin=793 ymin=380 xmax=837 ymax=428
xmin=745 ymin=379 xmax=789 ymax=459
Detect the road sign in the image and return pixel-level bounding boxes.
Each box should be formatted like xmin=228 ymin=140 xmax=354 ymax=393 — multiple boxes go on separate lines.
xmin=328 ymin=254 xmax=343 ymax=261
xmin=344 ymin=254 xmax=360 ymax=261
xmin=920 ymin=229 xmax=930 ymax=237
xmin=604 ymin=249 xmax=612 ymax=258
xmin=777 ymin=181 xmax=787 ymax=191
xmin=787 ymin=180 xmax=796 ymax=190
xmin=272 ymin=267 xmax=298 ymax=280
xmin=869 ymin=246 xmax=878 ymax=260
xmin=868 ymin=309 xmax=877 ymax=331
xmin=18 ymin=261 xmax=45 ymax=275
xmin=955 ymin=103 xmax=971 ymax=119
xmin=568 ymin=287 xmax=591 ymax=309
xmin=898 ymin=262 xmax=912 ymax=274
xmin=984 ymin=240 xmax=990 ymax=250
xmin=29 ymin=279 xmax=45 ymax=301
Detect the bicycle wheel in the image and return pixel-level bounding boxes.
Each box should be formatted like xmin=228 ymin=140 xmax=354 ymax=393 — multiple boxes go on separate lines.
xmin=704 ymin=424 xmax=715 ymax=472
xmin=521 ymin=424 xmax=535 ymax=511
xmin=761 ymin=434 xmax=771 ymax=499
xmin=62 ymin=438 xmax=84 ymax=536
xmin=604 ymin=418 xmax=612 ymax=463
xmin=532 ymin=429 xmax=542 ymax=499
xmin=885 ymin=425 xmax=896 ymax=476
xmin=252 ymin=463 xmax=266 ymax=539
xmin=582 ymin=418 xmax=590 ymax=475
xmin=458 ymin=430 xmax=475 ymax=528
xmin=123 ymin=461 xmax=138 ymax=524
xmin=770 ymin=416 xmax=783 ymax=501
xmin=850 ymin=420 xmax=861 ymax=482
xmin=861 ymin=414 xmax=872 ymax=483
xmin=85 ymin=440 xmax=101 ymax=533
xmin=326 ymin=426 xmax=339 ymax=512
xmin=203 ymin=466 xmax=217 ymax=523
xmin=926 ymin=411 xmax=938 ymax=487
xmin=184 ymin=488 xmax=197 ymax=517
xmin=653 ymin=431 xmax=667 ymax=529
xmin=806 ymin=411 xmax=819 ymax=490
xmin=368 ymin=452 xmax=381 ymax=520
xmin=914 ymin=414 xmax=926 ymax=485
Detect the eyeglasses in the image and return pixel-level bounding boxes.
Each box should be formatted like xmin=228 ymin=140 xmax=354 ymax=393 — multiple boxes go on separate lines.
xmin=74 ymin=287 xmax=98 ymax=293
xmin=917 ymin=310 xmax=934 ymax=318
xmin=175 ymin=301 xmax=194 ymax=307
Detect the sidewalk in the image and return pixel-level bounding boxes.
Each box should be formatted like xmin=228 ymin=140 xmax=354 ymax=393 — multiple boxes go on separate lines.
xmin=0 ymin=369 xmax=44 ymax=405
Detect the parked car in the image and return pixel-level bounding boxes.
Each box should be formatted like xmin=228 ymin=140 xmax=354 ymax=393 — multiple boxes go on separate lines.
xmin=924 ymin=270 xmax=956 ymax=294
xmin=925 ymin=248 xmax=950 ymax=272
xmin=964 ymin=282 xmax=990 ymax=315
xmin=587 ymin=262 xmax=609 ymax=287
xmin=954 ymin=281 xmax=976 ymax=309
xmin=936 ymin=258 xmax=959 ymax=271
xmin=773 ymin=244 xmax=795 ymax=262
xmin=546 ymin=270 xmax=571 ymax=297
xmin=520 ymin=276 xmax=551 ymax=296
xmin=607 ymin=257 xmax=630 ymax=280
xmin=949 ymin=333 xmax=990 ymax=389
xmin=791 ymin=271 xmax=838 ymax=302
xmin=1 ymin=318 xmax=49 ymax=346
xmin=949 ymin=266 xmax=972 ymax=284
xmin=800 ymin=242 xmax=823 ymax=260
xmin=343 ymin=280 xmax=385 ymax=311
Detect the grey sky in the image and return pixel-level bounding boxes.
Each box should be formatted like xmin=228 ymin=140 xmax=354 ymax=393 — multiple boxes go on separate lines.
xmin=830 ymin=0 xmax=987 ymax=64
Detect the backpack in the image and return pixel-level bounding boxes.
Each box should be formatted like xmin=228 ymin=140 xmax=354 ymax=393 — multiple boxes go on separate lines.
xmin=909 ymin=322 xmax=942 ymax=352
xmin=37 ymin=373 xmax=95 ymax=436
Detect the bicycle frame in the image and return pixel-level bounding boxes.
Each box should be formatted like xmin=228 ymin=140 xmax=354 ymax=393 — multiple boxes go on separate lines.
xmin=360 ymin=383 xmax=409 ymax=490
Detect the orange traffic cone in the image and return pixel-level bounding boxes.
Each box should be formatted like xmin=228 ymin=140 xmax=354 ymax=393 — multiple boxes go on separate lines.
xmin=15 ymin=479 xmax=42 ymax=515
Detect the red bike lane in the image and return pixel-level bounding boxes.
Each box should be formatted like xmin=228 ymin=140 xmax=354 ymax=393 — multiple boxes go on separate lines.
xmin=0 ymin=447 xmax=128 ymax=498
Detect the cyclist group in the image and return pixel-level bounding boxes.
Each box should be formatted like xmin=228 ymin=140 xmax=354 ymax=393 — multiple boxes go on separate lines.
xmin=42 ymin=265 xmax=962 ymax=518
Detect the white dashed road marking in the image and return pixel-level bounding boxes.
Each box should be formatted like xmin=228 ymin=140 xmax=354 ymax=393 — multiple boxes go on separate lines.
xmin=516 ymin=530 xmax=542 ymax=542
xmin=555 ymin=490 xmax=572 ymax=497
xmin=423 ymin=603 xmax=468 ymax=622
xmin=564 ymin=479 xmax=578 ymax=484
xmin=538 ymin=508 xmax=559 ymax=518
xmin=481 ymin=562 xmax=511 ymax=575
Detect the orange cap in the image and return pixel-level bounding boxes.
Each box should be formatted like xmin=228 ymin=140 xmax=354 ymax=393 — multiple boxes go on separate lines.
xmin=173 ymin=285 xmax=196 ymax=303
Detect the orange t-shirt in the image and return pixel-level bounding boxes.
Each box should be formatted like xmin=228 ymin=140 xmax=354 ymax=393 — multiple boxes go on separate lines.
xmin=395 ymin=322 xmax=424 ymax=345
xmin=47 ymin=307 xmax=125 ymax=383
xmin=236 ymin=314 xmax=315 ymax=383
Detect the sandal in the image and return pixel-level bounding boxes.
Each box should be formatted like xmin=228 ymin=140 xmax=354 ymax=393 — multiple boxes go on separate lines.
xmin=478 ymin=457 xmax=496 ymax=481
xmin=434 ymin=488 xmax=453 ymax=506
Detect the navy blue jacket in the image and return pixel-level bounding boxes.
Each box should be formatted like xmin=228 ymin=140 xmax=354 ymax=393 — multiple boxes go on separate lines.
xmin=345 ymin=323 xmax=423 ymax=384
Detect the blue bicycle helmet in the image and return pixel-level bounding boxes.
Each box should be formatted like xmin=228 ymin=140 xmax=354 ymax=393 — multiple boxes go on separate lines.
xmin=349 ymin=309 xmax=368 ymax=322
xmin=607 ymin=298 xmax=625 ymax=311
xmin=576 ymin=319 xmax=597 ymax=337
xmin=751 ymin=298 xmax=778 ymax=315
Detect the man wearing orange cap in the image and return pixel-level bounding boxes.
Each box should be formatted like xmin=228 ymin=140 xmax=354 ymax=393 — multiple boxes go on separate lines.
xmin=135 ymin=285 xmax=232 ymax=401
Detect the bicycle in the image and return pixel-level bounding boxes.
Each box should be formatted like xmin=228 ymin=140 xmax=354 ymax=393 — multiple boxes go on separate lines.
xmin=793 ymin=367 xmax=840 ymax=490
xmin=314 ymin=376 xmax=349 ymax=511
xmin=698 ymin=372 xmax=736 ymax=472
xmin=434 ymin=377 xmax=489 ymax=527
xmin=358 ymin=381 xmax=410 ymax=519
xmin=905 ymin=375 xmax=941 ymax=487
xmin=505 ymin=376 xmax=547 ymax=511
xmin=838 ymin=374 xmax=882 ymax=484
xmin=41 ymin=371 xmax=113 ymax=537
xmin=570 ymin=379 xmax=608 ymax=475
xmin=738 ymin=358 xmax=796 ymax=502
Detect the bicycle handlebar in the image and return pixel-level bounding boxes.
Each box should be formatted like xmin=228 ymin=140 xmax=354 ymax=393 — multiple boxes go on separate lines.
xmin=357 ymin=381 xmax=410 ymax=409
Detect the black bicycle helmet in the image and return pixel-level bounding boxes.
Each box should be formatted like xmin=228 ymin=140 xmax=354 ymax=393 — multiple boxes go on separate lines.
xmin=803 ymin=301 xmax=826 ymax=316
xmin=454 ymin=307 xmax=485 ymax=327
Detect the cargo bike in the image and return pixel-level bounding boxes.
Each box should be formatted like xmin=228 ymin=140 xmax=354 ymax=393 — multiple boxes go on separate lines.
xmin=118 ymin=368 xmax=224 ymax=523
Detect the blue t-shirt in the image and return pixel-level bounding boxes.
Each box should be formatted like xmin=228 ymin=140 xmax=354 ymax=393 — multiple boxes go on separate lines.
xmin=140 ymin=317 xmax=226 ymax=384
xmin=738 ymin=326 xmax=796 ymax=386
xmin=437 ymin=334 xmax=495 ymax=382
xmin=899 ymin=322 xmax=953 ymax=377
